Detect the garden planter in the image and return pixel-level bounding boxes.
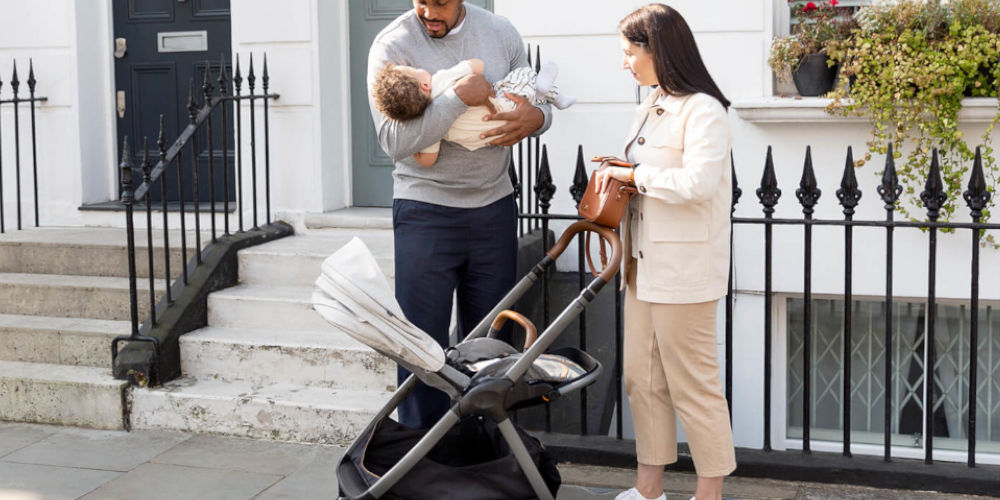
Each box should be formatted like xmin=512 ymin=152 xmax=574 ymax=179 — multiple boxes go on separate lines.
xmin=793 ymin=53 xmax=839 ymax=97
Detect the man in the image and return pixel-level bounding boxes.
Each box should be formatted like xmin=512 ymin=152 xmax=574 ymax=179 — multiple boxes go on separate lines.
xmin=367 ymin=0 xmax=552 ymax=429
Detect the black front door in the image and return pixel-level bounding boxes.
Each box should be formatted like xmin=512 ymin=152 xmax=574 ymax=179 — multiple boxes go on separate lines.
xmin=113 ymin=0 xmax=233 ymax=203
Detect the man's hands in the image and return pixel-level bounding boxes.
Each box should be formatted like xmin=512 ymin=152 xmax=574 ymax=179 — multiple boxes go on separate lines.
xmin=454 ymin=74 xmax=497 ymax=114
xmin=480 ymin=92 xmax=544 ymax=147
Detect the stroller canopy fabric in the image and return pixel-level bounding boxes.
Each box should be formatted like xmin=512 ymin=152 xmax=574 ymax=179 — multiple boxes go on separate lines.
xmin=312 ymin=237 xmax=445 ymax=372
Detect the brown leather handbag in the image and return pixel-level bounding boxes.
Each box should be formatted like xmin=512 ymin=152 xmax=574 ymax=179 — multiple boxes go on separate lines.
xmin=578 ymin=157 xmax=638 ymax=276
xmin=578 ymin=157 xmax=637 ymax=227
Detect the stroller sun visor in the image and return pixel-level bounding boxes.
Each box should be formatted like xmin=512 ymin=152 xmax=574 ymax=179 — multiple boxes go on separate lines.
xmin=312 ymin=237 xmax=445 ymax=373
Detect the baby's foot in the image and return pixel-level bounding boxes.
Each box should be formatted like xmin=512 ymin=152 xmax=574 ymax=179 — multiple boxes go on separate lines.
xmin=553 ymin=93 xmax=576 ymax=110
xmin=536 ymin=59 xmax=559 ymax=95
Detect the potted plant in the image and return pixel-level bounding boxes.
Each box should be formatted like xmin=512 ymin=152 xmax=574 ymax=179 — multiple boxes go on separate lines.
xmin=769 ymin=0 xmax=856 ymax=96
xmin=826 ymin=0 xmax=1000 ymax=242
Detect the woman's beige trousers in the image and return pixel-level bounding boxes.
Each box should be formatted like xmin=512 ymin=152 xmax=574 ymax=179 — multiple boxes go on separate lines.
xmin=624 ymin=265 xmax=737 ymax=477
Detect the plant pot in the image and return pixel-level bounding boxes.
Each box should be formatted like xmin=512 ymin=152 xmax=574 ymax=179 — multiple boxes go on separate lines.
xmin=792 ymin=53 xmax=839 ymax=97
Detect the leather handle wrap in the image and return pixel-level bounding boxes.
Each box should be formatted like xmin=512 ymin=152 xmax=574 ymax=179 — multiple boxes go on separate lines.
xmin=490 ymin=310 xmax=538 ymax=351
xmin=546 ymin=221 xmax=623 ymax=283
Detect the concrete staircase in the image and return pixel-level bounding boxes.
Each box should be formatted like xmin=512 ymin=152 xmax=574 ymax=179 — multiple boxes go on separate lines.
xmin=129 ymin=208 xmax=398 ymax=445
xmin=0 ymin=227 xmax=175 ymax=429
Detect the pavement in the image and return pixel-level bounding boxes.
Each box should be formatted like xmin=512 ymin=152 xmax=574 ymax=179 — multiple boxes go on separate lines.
xmin=0 ymin=422 xmax=993 ymax=500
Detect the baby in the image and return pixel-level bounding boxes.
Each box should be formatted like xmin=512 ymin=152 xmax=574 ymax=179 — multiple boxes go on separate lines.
xmin=372 ymin=58 xmax=575 ymax=167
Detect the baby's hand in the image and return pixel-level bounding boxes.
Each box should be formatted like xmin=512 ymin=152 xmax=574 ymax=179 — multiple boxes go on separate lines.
xmin=468 ymin=58 xmax=485 ymax=75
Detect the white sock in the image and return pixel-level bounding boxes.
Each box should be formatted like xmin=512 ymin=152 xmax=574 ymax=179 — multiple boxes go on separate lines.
xmin=553 ymin=93 xmax=576 ymax=110
xmin=535 ymin=59 xmax=558 ymax=95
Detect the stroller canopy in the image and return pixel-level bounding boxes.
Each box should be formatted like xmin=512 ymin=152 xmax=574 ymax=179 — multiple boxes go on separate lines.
xmin=312 ymin=237 xmax=445 ymax=372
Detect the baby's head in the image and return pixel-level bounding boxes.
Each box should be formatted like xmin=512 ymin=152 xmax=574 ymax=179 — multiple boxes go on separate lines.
xmin=372 ymin=64 xmax=433 ymax=120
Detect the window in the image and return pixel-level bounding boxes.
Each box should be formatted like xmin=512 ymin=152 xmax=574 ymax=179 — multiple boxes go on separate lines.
xmin=785 ymin=297 xmax=1000 ymax=457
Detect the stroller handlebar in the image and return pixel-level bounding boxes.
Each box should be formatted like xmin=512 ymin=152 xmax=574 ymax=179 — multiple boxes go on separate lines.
xmin=546 ymin=221 xmax=623 ymax=283
xmin=489 ymin=310 xmax=538 ymax=351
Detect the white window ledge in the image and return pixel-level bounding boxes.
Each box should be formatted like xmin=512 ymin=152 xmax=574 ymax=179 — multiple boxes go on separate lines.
xmin=732 ymin=97 xmax=1000 ymax=124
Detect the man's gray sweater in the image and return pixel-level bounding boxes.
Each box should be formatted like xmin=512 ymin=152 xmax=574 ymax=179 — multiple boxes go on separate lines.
xmin=367 ymin=4 xmax=552 ymax=208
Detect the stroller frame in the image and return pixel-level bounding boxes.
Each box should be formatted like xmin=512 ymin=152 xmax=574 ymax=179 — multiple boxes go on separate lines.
xmin=337 ymin=221 xmax=623 ymax=500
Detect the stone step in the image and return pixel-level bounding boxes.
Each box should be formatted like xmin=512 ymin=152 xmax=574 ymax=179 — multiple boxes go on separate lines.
xmin=129 ymin=378 xmax=392 ymax=445
xmin=0 ymin=273 xmax=162 ymax=321
xmin=238 ymin=228 xmax=394 ymax=287
xmin=0 ymin=314 xmax=128 ymax=368
xmin=208 ymin=284 xmax=329 ymax=332
xmin=0 ymin=360 xmax=127 ymax=429
xmin=179 ymin=326 xmax=395 ymax=391
xmin=0 ymin=226 xmax=200 ymax=278
xmin=302 ymin=207 xmax=392 ymax=230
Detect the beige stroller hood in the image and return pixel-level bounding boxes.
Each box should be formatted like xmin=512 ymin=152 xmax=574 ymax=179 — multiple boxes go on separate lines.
xmin=311 ymin=237 xmax=445 ymax=373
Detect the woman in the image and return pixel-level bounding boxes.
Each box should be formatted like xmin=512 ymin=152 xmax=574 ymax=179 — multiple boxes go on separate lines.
xmin=595 ymin=4 xmax=736 ymax=500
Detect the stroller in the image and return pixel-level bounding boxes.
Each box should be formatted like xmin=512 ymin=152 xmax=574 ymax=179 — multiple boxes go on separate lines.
xmin=313 ymin=221 xmax=622 ymax=500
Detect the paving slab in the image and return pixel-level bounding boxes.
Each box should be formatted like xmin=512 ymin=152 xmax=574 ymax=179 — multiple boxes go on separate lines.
xmin=0 ymin=422 xmax=58 ymax=458
xmin=0 ymin=462 xmax=120 ymax=500
xmin=150 ymin=434 xmax=323 ymax=476
xmin=2 ymin=427 xmax=190 ymax=472
xmin=78 ymin=462 xmax=281 ymax=500
xmin=254 ymin=446 xmax=345 ymax=500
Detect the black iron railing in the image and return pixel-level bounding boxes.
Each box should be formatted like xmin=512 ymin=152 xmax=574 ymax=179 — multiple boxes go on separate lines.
xmin=513 ymin=133 xmax=999 ymax=470
xmin=111 ymin=53 xmax=284 ymax=386
xmin=0 ymin=60 xmax=47 ymax=232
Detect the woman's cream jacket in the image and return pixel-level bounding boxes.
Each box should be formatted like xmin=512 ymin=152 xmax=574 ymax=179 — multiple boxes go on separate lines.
xmin=620 ymin=89 xmax=733 ymax=304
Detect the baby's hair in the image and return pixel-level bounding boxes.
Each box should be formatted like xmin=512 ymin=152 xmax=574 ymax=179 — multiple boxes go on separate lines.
xmin=372 ymin=64 xmax=431 ymax=121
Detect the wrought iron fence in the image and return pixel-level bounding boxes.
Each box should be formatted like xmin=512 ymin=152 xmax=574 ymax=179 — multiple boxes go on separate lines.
xmin=512 ymin=131 xmax=1000 ymax=469
xmin=0 ymin=59 xmax=46 ymax=232
xmin=111 ymin=53 xmax=286 ymax=386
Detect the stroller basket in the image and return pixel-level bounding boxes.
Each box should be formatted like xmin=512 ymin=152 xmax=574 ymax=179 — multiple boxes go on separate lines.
xmin=316 ymin=221 xmax=622 ymax=500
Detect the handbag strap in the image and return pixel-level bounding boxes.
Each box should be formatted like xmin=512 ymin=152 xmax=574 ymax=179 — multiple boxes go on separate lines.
xmin=584 ymin=231 xmax=610 ymax=278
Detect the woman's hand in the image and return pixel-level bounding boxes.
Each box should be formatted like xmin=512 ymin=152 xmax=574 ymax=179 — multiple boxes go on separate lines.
xmin=594 ymin=166 xmax=634 ymax=193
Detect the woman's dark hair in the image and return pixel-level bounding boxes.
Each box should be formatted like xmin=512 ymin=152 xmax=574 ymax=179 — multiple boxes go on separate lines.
xmin=619 ymin=4 xmax=730 ymax=109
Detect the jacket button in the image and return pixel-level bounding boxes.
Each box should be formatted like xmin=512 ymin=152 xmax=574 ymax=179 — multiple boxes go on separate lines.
xmin=640 ymin=212 xmax=644 ymax=221
xmin=639 ymin=186 xmax=647 ymax=193
xmin=639 ymin=251 xmax=644 ymax=259
xmin=637 ymin=137 xmax=645 ymax=145
xmin=656 ymin=108 xmax=664 ymax=116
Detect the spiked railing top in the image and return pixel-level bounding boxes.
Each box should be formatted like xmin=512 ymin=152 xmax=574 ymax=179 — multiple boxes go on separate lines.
xmin=795 ymin=146 xmax=821 ymax=215
xmin=247 ymin=54 xmax=256 ymax=90
xmin=10 ymin=60 xmax=19 ymax=94
xmin=202 ymin=60 xmax=214 ymax=99
xmin=217 ymin=55 xmax=228 ymax=96
xmin=731 ymin=151 xmax=742 ymax=213
xmin=570 ymin=145 xmax=589 ymax=205
xmin=836 ymin=147 xmax=862 ymax=216
xmin=187 ymin=78 xmax=199 ymax=122
xmin=262 ymin=53 xmax=269 ymax=90
xmin=27 ymin=60 xmax=36 ymax=93
xmin=756 ymin=146 xmax=782 ymax=215
xmin=120 ymin=140 xmax=134 ymax=200
xmin=508 ymin=156 xmax=520 ymax=198
xmin=533 ymin=145 xmax=556 ymax=209
xmin=963 ymin=146 xmax=992 ymax=219
xmin=234 ymin=55 xmax=243 ymax=91
xmin=877 ymin=143 xmax=902 ymax=210
xmin=141 ymin=137 xmax=152 ymax=182
xmin=919 ymin=149 xmax=947 ymax=220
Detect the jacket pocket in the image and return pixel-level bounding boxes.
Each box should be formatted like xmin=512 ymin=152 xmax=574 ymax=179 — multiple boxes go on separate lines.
xmin=646 ymin=201 xmax=711 ymax=242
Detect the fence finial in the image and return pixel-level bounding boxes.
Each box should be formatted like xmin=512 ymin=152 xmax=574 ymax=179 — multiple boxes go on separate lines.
xmin=920 ymin=148 xmax=947 ymax=220
xmin=534 ymin=145 xmax=556 ymax=211
xmin=757 ymin=146 xmax=781 ymax=215
xmin=188 ymin=78 xmax=198 ymax=123
xmin=508 ymin=155 xmax=520 ymax=198
xmin=120 ymin=139 xmax=134 ymax=203
xmin=10 ymin=59 xmax=19 ymax=96
xmin=27 ymin=59 xmax=35 ymax=93
xmin=836 ymin=146 xmax=862 ymax=216
xmin=234 ymin=53 xmax=243 ymax=92
xmin=878 ymin=143 xmax=901 ymax=210
xmin=731 ymin=151 xmax=742 ymax=213
xmin=202 ymin=60 xmax=214 ymax=103
xmin=796 ymin=146 xmax=821 ymax=215
xmin=248 ymin=53 xmax=256 ymax=92
xmin=570 ymin=145 xmax=589 ymax=206
xmin=963 ymin=146 xmax=991 ymax=219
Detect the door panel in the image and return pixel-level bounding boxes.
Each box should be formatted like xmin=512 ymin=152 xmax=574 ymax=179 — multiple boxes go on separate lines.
xmin=349 ymin=0 xmax=493 ymax=207
xmin=114 ymin=0 xmax=232 ymax=203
